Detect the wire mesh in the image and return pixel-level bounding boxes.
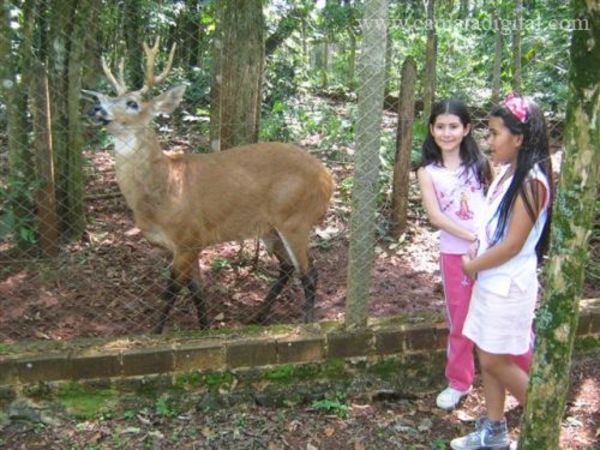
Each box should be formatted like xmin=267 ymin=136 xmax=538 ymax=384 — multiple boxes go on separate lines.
xmin=0 ymin=1 xmax=573 ymax=345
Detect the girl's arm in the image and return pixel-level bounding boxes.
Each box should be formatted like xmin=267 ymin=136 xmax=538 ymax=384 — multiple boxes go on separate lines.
xmin=462 ymin=179 xmax=547 ymax=278
xmin=417 ymin=167 xmax=478 ymax=242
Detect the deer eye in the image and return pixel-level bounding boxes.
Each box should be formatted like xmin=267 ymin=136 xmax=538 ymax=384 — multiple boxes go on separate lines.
xmin=126 ymin=100 xmax=139 ymax=110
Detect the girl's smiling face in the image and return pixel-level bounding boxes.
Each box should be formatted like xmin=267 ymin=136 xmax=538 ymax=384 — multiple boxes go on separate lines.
xmin=430 ymin=113 xmax=470 ymax=155
xmin=487 ymin=116 xmax=523 ymax=165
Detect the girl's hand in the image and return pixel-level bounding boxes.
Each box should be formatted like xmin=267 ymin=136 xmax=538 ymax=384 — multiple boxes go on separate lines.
xmin=462 ymin=254 xmax=477 ymax=280
xmin=467 ymin=237 xmax=479 ymax=259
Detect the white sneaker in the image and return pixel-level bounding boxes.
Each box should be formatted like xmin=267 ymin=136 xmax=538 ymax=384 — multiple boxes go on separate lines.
xmin=436 ymin=386 xmax=470 ymax=410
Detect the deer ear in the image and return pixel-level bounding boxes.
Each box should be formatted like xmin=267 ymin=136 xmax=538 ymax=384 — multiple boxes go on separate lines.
xmin=151 ymin=85 xmax=186 ymax=115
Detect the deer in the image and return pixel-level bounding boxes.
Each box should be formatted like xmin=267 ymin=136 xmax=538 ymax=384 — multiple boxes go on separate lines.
xmin=83 ymin=39 xmax=334 ymax=333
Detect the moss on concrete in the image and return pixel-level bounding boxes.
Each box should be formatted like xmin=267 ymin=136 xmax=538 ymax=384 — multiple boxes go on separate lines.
xmin=58 ymin=382 xmax=118 ymax=419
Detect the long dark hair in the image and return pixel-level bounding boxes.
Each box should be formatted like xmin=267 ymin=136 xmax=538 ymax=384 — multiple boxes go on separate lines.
xmin=418 ymin=99 xmax=492 ymax=188
xmin=489 ymin=95 xmax=553 ymax=259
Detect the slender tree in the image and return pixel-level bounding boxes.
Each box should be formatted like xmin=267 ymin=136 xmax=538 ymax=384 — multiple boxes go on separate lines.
xmin=265 ymin=5 xmax=311 ymax=58
xmin=30 ymin=60 xmax=59 ymax=256
xmin=422 ymin=0 xmax=436 ymax=120
xmin=124 ymin=0 xmax=146 ymax=89
xmin=1 ymin=0 xmax=36 ymax=249
xmin=459 ymin=0 xmax=469 ymax=18
xmin=491 ymin=2 xmax=503 ymax=103
xmin=391 ymin=57 xmax=417 ymax=238
xmin=512 ymin=0 xmax=523 ymax=91
xmin=519 ymin=0 xmax=600 ymax=447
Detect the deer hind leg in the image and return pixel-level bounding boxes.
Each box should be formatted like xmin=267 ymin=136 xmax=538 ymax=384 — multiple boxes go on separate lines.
xmin=252 ymin=230 xmax=294 ymax=323
xmin=154 ymin=251 xmax=206 ymax=333
xmin=300 ymin=259 xmax=318 ymax=323
xmin=264 ymin=227 xmax=316 ymax=323
xmin=155 ymin=268 xmax=181 ymax=334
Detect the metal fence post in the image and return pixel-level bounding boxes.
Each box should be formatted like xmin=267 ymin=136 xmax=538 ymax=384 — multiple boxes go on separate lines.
xmin=345 ymin=0 xmax=389 ymax=330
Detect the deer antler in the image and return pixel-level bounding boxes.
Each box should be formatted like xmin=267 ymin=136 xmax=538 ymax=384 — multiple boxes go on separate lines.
xmin=138 ymin=37 xmax=177 ymax=95
xmin=101 ymin=55 xmax=128 ymax=95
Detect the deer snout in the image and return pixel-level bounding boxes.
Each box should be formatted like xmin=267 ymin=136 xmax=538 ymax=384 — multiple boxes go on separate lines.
xmin=89 ymin=104 xmax=111 ymax=125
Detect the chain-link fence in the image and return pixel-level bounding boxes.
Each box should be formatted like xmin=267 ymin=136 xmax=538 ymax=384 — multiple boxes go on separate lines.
xmin=1 ymin=1 xmax=572 ymax=345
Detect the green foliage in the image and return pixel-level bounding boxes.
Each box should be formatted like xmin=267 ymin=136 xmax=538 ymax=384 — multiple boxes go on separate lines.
xmin=264 ymin=364 xmax=295 ymax=382
xmin=155 ymin=396 xmax=178 ymax=418
xmin=431 ymin=438 xmax=449 ymax=449
xmin=311 ymin=392 xmax=349 ymax=418
xmin=0 ymin=179 xmax=38 ymax=246
xmin=263 ymin=53 xmax=298 ymax=110
xmin=260 ymin=100 xmax=292 ymax=142
xmin=211 ymin=256 xmax=232 ymax=274
xmin=181 ymin=66 xmax=212 ymax=107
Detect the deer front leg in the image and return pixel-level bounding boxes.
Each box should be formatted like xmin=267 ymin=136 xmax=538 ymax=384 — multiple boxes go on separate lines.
xmin=155 ymin=251 xmax=204 ymax=333
xmin=154 ymin=269 xmax=181 ymax=334
xmin=300 ymin=264 xmax=318 ymax=323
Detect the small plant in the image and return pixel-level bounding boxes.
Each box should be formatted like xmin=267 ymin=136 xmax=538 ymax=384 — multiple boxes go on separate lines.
xmin=431 ymin=438 xmax=448 ymax=449
xmin=211 ymin=256 xmax=232 ymax=274
xmin=155 ymin=397 xmax=178 ymax=418
xmin=311 ymin=392 xmax=349 ymax=418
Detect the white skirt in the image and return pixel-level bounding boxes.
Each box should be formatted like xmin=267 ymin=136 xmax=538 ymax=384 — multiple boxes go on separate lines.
xmin=463 ymin=279 xmax=538 ymax=355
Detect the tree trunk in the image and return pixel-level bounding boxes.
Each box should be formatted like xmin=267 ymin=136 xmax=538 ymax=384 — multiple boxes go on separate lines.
xmin=422 ymin=0 xmax=436 ymax=120
xmin=391 ymin=57 xmax=417 ymax=238
xmin=491 ymin=4 xmax=503 ymax=103
xmin=124 ymin=0 xmax=145 ymax=89
xmin=518 ymin=0 xmax=600 ymax=447
xmin=321 ymin=38 xmax=330 ymax=89
xmin=81 ymin=1 xmax=101 ymax=89
xmin=65 ymin=0 xmax=88 ymax=239
xmin=210 ymin=0 xmax=264 ymax=151
xmin=345 ymin=0 xmax=389 ymax=329
xmin=512 ymin=0 xmax=523 ymax=91
xmin=30 ymin=61 xmax=59 ymax=257
xmin=48 ymin=0 xmax=71 ymax=237
xmin=384 ymin=26 xmax=393 ymax=96
xmin=347 ymin=29 xmax=357 ymax=89
xmin=301 ymin=17 xmax=309 ymax=67
xmin=180 ymin=0 xmax=199 ymax=67
xmin=459 ymin=0 xmax=469 ymax=18
xmin=1 ymin=0 xmax=36 ymax=249
xmin=265 ymin=6 xmax=309 ymax=58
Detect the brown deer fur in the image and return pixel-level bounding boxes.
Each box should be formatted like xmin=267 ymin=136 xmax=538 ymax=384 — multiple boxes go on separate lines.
xmin=86 ymin=72 xmax=333 ymax=333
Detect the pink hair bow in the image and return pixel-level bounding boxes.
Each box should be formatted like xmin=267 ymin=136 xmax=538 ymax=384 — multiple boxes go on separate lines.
xmin=504 ymin=93 xmax=529 ymax=123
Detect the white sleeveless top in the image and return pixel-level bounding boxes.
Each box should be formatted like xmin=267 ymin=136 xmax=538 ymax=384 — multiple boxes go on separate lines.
xmin=425 ymin=163 xmax=486 ymax=254
xmin=475 ymin=163 xmax=551 ymax=296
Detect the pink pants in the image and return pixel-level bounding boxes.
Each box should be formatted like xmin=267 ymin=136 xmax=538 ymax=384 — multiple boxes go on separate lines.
xmin=440 ymin=253 xmax=534 ymax=391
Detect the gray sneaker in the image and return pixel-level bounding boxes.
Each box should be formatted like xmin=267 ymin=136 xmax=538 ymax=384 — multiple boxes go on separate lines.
xmin=450 ymin=418 xmax=511 ymax=450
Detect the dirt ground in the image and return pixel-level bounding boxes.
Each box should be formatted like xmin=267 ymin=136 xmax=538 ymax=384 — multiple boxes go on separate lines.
xmin=1 ymin=145 xmax=597 ymax=342
xmin=1 ymin=354 xmax=598 ymax=449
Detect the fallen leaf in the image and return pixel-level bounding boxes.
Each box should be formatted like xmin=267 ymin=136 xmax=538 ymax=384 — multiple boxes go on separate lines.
xmin=323 ymin=425 xmax=335 ymax=437
xmin=354 ymin=440 xmax=366 ymax=450
xmin=456 ymin=410 xmax=475 ymax=422
xmin=202 ymin=427 xmax=215 ymax=438
xmin=288 ymin=419 xmax=302 ymax=432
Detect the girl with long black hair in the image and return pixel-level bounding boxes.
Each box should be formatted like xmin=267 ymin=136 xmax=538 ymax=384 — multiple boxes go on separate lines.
xmin=451 ymin=93 xmax=553 ymax=449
